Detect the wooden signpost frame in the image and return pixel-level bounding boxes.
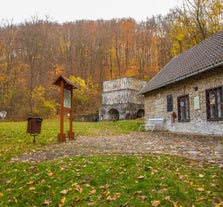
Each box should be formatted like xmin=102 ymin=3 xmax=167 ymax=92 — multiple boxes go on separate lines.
xmin=53 ymin=75 xmax=77 ymax=142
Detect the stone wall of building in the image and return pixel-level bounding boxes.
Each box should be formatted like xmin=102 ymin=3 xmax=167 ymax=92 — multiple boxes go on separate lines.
xmin=144 ymin=67 xmax=223 ymax=135
xmin=100 ymin=103 xmax=144 ymax=120
xmin=102 ymin=89 xmax=144 ymax=105
xmin=103 ymin=77 xmax=146 ymax=92
xmin=100 ymin=77 xmax=146 ymax=121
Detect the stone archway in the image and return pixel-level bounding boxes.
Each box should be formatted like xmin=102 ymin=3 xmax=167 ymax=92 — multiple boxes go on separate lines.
xmin=137 ymin=109 xmax=145 ymax=118
xmin=108 ymin=109 xmax=119 ymax=121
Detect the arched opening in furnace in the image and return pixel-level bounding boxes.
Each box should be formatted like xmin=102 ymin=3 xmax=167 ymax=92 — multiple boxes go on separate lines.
xmin=108 ymin=109 xmax=119 ymax=121
xmin=137 ymin=109 xmax=145 ymax=118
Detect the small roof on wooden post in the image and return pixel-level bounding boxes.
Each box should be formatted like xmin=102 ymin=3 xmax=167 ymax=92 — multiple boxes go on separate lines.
xmin=53 ymin=74 xmax=78 ymax=142
xmin=53 ymin=75 xmax=78 ymax=90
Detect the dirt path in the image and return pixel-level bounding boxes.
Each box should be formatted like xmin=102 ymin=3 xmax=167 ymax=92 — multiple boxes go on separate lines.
xmin=14 ymin=131 xmax=223 ymax=167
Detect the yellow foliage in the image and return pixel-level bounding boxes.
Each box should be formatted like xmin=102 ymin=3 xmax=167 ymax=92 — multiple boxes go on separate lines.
xmin=69 ymin=75 xmax=100 ymax=115
xmin=70 ymin=76 xmax=87 ymax=89
xmin=32 ymin=86 xmax=45 ymax=102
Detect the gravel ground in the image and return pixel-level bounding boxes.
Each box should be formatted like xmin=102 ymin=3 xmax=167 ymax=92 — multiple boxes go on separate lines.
xmin=13 ymin=131 xmax=223 ymax=167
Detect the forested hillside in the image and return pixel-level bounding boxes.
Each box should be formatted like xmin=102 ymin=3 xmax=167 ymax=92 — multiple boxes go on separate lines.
xmin=0 ymin=0 xmax=222 ymax=120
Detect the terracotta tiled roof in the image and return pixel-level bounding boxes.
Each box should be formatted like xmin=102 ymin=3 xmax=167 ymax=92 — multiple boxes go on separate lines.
xmin=140 ymin=30 xmax=223 ymax=94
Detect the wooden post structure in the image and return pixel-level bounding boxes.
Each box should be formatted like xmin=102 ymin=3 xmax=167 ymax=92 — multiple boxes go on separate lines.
xmin=53 ymin=75 xmax=77 ymax=142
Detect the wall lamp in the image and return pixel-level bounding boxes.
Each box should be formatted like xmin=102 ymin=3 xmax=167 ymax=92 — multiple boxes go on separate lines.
xmin=193 ymin=86 xmax=198 ymax=91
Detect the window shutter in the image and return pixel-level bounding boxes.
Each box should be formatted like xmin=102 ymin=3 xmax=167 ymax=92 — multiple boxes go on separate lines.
xmin=167 ymin=94 xmax=173 ymax=112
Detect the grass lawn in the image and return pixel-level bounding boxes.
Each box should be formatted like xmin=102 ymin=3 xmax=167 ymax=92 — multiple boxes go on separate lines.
xmin=0 ymin=120 xmax=222 ymax=206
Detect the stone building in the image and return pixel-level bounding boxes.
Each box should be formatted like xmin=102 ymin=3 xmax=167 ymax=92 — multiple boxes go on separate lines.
xmin=140 ymin=30 xmax=223 ymax=135
xmin=99 ymin=77 xmax=146 ymax=121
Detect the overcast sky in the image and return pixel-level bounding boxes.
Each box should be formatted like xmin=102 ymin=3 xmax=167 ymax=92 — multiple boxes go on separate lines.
xmin=0 ymin=0 xmax=182 ymax=24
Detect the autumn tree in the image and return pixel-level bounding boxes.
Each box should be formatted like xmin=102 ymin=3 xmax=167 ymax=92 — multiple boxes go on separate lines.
xmin=167 ymin=0 xmax=223 ymax=56
xmin=0 ymin=21 xmax=28 ymax=119
xmin=18 ymin=17 xmax=55 ymax=114
xmin=69 ymin=76 xmax=99 ymax=115
xmin=31 ymin=86 xmax=57 ymax=118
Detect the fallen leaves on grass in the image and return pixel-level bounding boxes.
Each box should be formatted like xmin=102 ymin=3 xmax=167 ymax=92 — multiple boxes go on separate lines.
xmin=137 ymin=175 xmax=145 ymax=179
xmin=60 ymin=189 xmax=68 ymax=195
xmin=215 ymin=201 xmax=223 ymax=207
xmin=43 ymin=198 xmax=51 ymax=205
xmin=146 ymin=166 xmax=158 ymax=174
xmin=164 ymin=196 xmax=170 ymax=200
xmin=26 ymin=180 xmax=35 ymax=185
xmin=59 ymin=197 xmax=66 ymax=207
xmin=103 ymin=190 xmax=110 ymax=196
xmin=172 ymin=201 xmax=184 ymax=207
xmin=106 ymin=192 xmax=120 ymax=201
xmin=199 ymin=174 xmax=204 ymax=178
xmin=75 ymin=185 xmax=83 ymax=193
xmin=29 ymin=186 xmax=36 ymax=191
xmin=99 ymin=184 xmax=110 ymax=189
xmin=151 ymin=200 xmax=160 ymax=207
xmin=88 ymin=189 xmax=97 ymax=195
xmin=197 ymin=187 xmax=205 ymax=192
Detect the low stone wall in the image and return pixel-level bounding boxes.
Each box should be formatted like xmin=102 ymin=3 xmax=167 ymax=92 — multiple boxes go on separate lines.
xmin=74 ymin=114 xmax=99 ymax=122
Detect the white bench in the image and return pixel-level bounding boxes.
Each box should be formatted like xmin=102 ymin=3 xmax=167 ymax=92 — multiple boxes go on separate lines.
xmin=139 ymin=118 xmax=164 ymax=132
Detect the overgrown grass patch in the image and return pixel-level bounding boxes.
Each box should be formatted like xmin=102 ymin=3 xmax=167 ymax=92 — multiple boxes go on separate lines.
xmin=0 ymin=120 xmax=222 ymax=206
